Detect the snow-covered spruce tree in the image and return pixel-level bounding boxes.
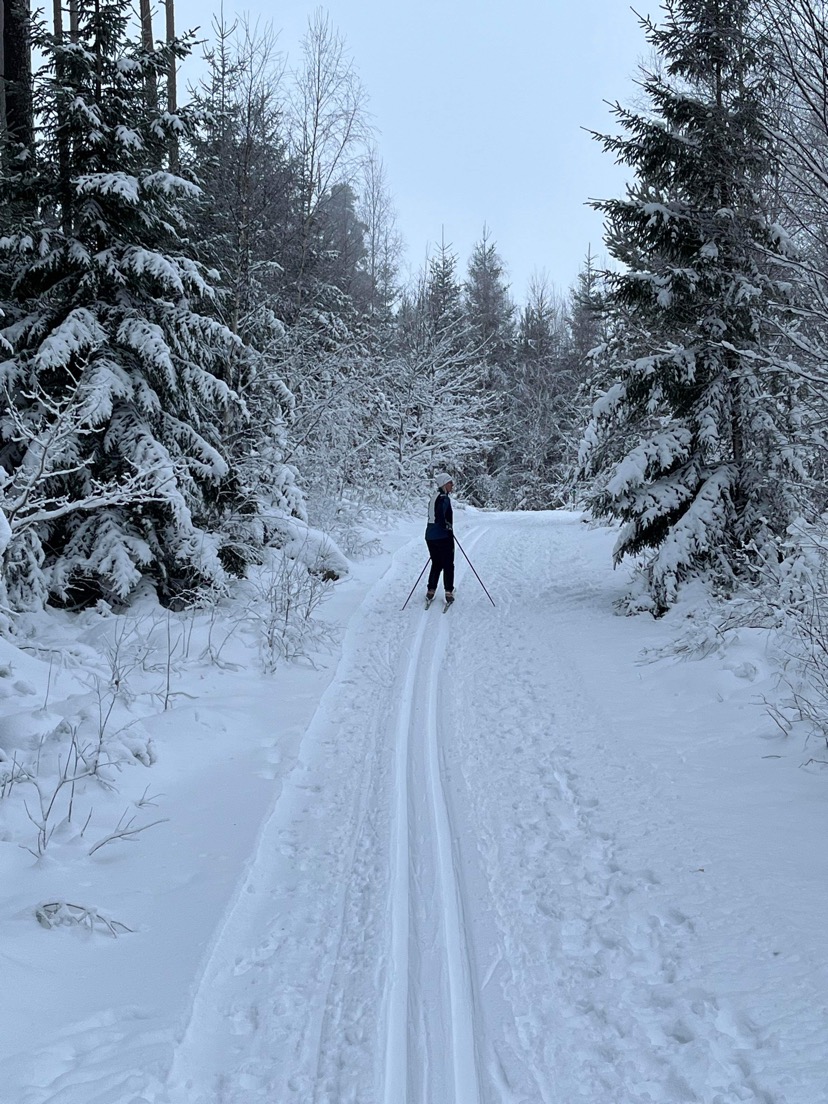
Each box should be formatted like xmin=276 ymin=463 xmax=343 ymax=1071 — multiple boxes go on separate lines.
xmin=504 ymin=275 xmax=573 ymax=509
xmin=567 ymin=249 xmax=612 ymax=381
xmin=464 ymin=228 xmax=516 ymax=387
xmin=189 ymin=17 xmax=297 ymax=354
xmin=461 ymin=229 xmax=515 ymax=504
xmin=0 ymin=2 xmax=244 ymax=607
xmin=424 ymin=239 xmax=466 ymax=347
xmin=565 ymin=253 xmax=617 ymax=497
xmin=579 ymin=0 xmax=807 ymax=611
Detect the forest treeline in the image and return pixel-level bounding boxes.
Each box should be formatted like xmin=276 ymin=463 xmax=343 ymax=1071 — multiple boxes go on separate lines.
xmin=2 ymin=0 xmax=828 ymax=618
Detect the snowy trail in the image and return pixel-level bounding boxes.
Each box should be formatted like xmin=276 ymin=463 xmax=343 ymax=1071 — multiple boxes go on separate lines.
xmin=382 ymin=594 xmax=420 ymax=1101
xmin=445 ymin=517 xmax=753 ymax=1101
xmin=421 ymin=586 xmax=481 ymax=1104
xmin=156 ymin=523 xmax=502 ymax=1104
xmin=145 ymin=511 xmax=825 ymax=1104
xmin=383 ymin=528 xmax=487 ymax=1104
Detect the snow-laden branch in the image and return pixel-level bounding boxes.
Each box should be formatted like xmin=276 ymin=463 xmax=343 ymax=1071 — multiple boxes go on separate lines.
xmin=6 ymin=470 xmax=175 ymax=531
xmin=1 ymin=378 xmax=175 ymax=549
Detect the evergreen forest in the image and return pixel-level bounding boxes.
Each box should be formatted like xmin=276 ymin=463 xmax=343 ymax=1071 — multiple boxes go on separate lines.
xmin=2 ymin=0 xmax=828 ymax=620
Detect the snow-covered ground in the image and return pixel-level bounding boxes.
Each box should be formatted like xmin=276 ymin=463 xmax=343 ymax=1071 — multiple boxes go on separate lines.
xmin=2 ymin=510 xmax=828 ymax=1103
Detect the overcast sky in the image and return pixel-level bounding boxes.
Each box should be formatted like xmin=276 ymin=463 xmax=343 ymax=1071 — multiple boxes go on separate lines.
xmin=173 ymin=0 xmax=652 ymax=304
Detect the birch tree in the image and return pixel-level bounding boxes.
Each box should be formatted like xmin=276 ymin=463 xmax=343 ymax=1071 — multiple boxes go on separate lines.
xmin=289 ymin=9 xmax=370 ymax=312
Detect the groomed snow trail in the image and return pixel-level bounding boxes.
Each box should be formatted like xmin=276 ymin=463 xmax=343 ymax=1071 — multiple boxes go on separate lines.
xmin=383 ymin=528 xmax=487 ymax=1104
xmin=155 ymin=513 xmax=808 ymax=1104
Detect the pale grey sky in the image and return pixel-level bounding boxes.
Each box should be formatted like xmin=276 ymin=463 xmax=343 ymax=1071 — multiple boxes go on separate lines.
xmin=174 ymin=0 xmax=651 ymax=303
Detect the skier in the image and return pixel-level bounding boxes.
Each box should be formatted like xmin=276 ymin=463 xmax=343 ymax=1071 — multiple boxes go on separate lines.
xmin=425 ymin=472 xmax=455 ymax=607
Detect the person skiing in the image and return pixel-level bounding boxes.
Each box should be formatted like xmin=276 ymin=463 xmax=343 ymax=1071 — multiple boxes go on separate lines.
xmin=425 ymin=472 xmax=455 ymax=606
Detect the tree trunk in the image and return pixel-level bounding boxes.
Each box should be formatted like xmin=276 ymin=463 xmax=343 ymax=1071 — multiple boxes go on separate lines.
xmin=52 ymin=0 xmax=73 ymax=234
xmin=93 ymin=0 xmax=101 ymax=103
xmin=165 ymin=0 xmax=178 ymax=172
xmin=139 ymin=0 xmax=156 ymax=111
xmin=0 ymin=1 xmax=6 ymax=141
xmin=0 ymin=2 xmax=6 ymax=144
xmin=3 ymin=0 xmax=33 ymax=149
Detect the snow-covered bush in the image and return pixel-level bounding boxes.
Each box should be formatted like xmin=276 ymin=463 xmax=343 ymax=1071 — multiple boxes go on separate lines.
xmin=270 ymin=516 xmax=349 ymax=582
xmin=306 ymin=494 xmax=384 ymax=560
xmin=245 ymin=546 xmax=338 ymax=670
xmin=0 ymin=598 xmax=195 ymax=870
xmin=750 ymin=518 xmax=828 ymax=749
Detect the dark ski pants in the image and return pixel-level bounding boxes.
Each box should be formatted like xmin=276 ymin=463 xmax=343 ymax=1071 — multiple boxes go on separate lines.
xmin=426 ymin=537 xmax=455 ymax=594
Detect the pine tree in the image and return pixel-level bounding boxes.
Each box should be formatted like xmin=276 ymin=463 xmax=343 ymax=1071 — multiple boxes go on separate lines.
xmin=463 ymin=227 xmax=515 ymax=384
xmin=0 ymin=0 xmax=243 ymax=607
xmin=425 ymin=238 xmax=465 ymax=341
xmin=580 ymin=0 xmax=806 ymax=610
xmin=567 ymin=248 xmax=609 ymax=372
xmin=504 ymin=274 xmax=572 ymax=508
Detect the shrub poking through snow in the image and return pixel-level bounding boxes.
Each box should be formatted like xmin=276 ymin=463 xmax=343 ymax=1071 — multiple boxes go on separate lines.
xmin=246 ymin=548 xmax=337 ymax=671
xmin=35 ymin=900 xmax=132 ymax=937
xmin=752 ymin=518 xmax=828 ymax=753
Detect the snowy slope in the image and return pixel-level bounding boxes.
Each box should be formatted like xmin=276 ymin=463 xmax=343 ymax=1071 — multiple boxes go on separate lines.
xmin=3 ymin=511 xmax=828 ymax=1103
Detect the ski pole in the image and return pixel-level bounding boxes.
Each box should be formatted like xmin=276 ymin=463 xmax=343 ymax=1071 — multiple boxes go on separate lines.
xmin=401 ymin=558 xmax=430 ymax=610
xmin=454 ymin=534 xmax=496 ymax=607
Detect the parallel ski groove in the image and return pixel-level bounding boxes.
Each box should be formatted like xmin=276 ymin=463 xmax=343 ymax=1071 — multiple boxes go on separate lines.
xmin=383 ymin=526 xmax=487 ymax=1104
xmin=383 ymin=610 xmax=428 ymax=1102
xmin=426 ymin=615 xmax=482 ymax=1104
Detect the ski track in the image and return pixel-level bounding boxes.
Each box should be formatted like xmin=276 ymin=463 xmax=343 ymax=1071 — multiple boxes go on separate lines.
xmin=382 ymin=526 xmax=487 ymax=1104
xmin=147 ymin=512 xmax=795 ymax=1104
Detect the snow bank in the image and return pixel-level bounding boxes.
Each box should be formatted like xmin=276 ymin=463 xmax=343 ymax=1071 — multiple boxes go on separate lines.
xmin=272 ymin=515 xmax=350 ymax=580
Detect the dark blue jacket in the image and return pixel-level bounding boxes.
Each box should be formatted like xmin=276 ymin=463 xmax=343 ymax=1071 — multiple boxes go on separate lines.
xmin=426 ymin=490 xmax=453 ymax=540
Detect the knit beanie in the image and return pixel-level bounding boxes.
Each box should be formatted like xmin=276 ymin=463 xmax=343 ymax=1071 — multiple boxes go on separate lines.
xmin=435 ymin=472 xmax=452 ymax=489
